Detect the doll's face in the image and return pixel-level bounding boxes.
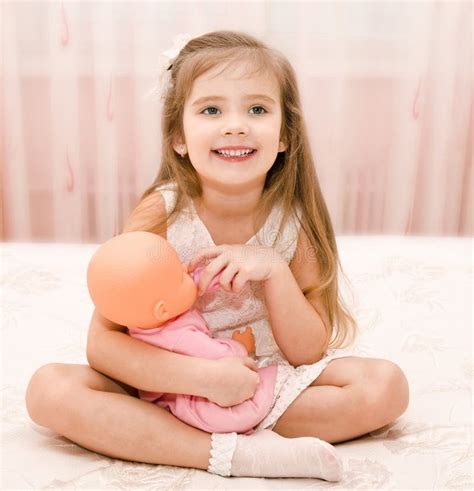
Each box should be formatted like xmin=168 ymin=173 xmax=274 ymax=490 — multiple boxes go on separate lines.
xmin=162 ymin=263 xmax=197 ymax=321
xmin=141 ymin=235 xmax=199 ymax=325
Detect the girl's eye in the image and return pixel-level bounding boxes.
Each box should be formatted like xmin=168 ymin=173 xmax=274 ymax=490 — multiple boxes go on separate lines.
xmin=249 ymin=106 xmax=267 ymax=115
xmin=201 ymin=106 xmax=268 ymax=115
xmin=202 ymin=107 xmax=220 ymax=115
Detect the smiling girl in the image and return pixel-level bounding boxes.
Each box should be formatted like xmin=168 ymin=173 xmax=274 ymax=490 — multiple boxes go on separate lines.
xmin=26 ymin=31 xmax=409 ymax=480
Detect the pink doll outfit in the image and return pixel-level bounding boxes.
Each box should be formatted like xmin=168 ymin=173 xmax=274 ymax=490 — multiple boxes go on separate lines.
xmin=152 ymin=182 xmax=354 ymax=432
xmin=128 ymin=266 xmax=278 ymax=433
xmin=128 ymin=306 xmax=277 ymax=434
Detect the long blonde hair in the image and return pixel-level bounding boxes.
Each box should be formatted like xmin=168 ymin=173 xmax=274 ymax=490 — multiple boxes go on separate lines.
xmin=138 ymin=30 xmax=357 ymax=349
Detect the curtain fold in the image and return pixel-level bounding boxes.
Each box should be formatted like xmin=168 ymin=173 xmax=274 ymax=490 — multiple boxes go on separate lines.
xmin=2 ymin=1 xmax=472 ymax=242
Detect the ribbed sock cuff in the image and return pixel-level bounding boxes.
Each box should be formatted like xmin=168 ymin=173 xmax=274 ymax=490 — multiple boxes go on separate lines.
xmin=207 ymin=432 xmax=238 ymax=477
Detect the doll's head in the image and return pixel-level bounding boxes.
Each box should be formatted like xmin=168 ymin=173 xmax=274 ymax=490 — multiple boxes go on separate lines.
xmin=87 ymin=231 xmax=197 ymax=329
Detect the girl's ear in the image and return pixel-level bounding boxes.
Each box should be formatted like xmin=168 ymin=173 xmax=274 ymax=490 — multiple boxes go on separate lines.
xmin=172 ymin=134 xmax=185 ymax=149
xmin=278 ymin=141 xmax=287 ymax=152
xmin=172 ymin=140 xmax=182 ymax=153
xmin=153 ymin=301 xmax=169 ymax=322
xmin=172 ymin=138 xmax=187 ymax=157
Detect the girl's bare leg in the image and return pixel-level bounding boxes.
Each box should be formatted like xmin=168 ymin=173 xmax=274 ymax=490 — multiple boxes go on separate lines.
xmin=273 ymin=357 xmax=409 ymax=444
xmin=25 ymin=363 xmax=211 ymax=468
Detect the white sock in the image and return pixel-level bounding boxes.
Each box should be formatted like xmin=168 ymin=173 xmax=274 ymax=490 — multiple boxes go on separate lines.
xmin=207 ymin=430 xmax=343 ymax=481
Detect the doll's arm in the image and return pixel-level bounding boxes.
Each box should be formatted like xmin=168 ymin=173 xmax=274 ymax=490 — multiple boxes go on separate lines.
xmin=88 ymin=309 xmax=218 ymax=395
xmin=170 ymin=326 xmax=249 ymax=359
xmin=130 ymin=321 xmax=248 ymax=360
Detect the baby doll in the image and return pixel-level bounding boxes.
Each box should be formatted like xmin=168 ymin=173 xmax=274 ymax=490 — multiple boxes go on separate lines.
xmin=87 ymin=231 xmax=278 ymax=434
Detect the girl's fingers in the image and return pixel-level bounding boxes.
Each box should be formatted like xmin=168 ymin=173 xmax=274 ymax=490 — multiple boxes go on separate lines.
xmin=231 ymin=271 xmax=248 ymax=293
xmin=242 ymin=356 xmax=258 ymax=371
xmin=198 ymin=254 xmax=230 ymax=294
xmin=188 ymin=246 xmax=226 ymax=272
xmin=218 ymin=263 xmax=239 ymax=291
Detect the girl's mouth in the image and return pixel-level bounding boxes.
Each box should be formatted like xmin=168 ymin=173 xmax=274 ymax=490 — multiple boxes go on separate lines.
xmin=212 ymin=150 xmax=257 ymax=163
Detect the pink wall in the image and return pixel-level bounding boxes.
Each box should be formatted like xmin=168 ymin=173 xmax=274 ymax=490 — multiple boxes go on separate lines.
xmin=2 ymin=1 xmax=472 ymax=242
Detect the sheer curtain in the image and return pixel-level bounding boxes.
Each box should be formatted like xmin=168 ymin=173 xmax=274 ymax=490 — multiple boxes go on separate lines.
xmin=2 ymin=1 xmax=472 ymax=242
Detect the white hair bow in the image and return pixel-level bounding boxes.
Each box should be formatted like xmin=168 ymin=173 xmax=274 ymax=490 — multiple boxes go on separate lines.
xmin=161 ymin=32 xmax=193 ymax=70
xmin=142 ymin=32 xmax=194 ymax=103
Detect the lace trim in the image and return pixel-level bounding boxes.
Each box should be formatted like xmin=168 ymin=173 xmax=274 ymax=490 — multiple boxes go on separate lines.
xmin=256 ymin=351 xmax=355 ymax=431
xmin=266 ymin=363 xmax=292 ymax=414
xmin=207 ymin=432 xmax=238 ymax=477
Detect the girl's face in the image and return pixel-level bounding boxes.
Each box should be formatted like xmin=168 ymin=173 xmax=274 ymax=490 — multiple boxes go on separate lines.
xmin=177 ymin=63 xmax=286 ymax=191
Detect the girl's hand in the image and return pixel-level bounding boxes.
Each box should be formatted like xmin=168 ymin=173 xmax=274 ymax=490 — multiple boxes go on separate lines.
xmin=188 ymin=244 xmax=286 ymax=295
xmin=206 ymin=356 xmax=260 ymax=407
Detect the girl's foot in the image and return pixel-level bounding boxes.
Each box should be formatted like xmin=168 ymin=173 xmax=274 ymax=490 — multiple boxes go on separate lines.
xmin=208 ymin=429 xmax=343 ymax=481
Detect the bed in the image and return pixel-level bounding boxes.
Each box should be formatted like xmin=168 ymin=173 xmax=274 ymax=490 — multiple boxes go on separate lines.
xmin=1 ymin=235 xmax=472 ymax=490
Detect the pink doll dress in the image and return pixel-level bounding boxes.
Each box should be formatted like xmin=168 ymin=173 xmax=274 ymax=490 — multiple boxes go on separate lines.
xmin=128 ymin=309 xmax=277 ymax=433
xmin=128 ymin=307 xmax=277 ymax=434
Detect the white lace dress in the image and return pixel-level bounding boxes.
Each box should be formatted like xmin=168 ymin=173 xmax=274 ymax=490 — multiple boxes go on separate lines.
xmin=158 ymin=183 xmax=354 ymax=430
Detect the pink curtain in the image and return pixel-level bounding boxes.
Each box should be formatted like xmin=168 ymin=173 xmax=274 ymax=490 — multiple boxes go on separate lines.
xmin=2 ymin=1 xmax=472 ymax=243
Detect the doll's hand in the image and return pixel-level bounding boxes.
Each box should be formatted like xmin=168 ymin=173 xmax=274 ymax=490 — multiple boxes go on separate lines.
xmin=232 ymin=326 xmax=256 ymax=354
xmin=188 ymin=244 xmax=286 ymax=295
xmin=190 ymin=267 xmax=221 ymax=293
xmin=206 ymin=356 xmax=260 ymax=407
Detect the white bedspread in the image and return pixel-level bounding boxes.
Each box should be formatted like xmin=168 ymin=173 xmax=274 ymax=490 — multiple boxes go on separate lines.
xmin=1 ymin=236 xmax=472 ymax=490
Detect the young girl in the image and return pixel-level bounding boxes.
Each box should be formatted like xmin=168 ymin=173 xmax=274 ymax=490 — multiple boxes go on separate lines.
xmin=25 ymin=30 xmax=409 ymax=480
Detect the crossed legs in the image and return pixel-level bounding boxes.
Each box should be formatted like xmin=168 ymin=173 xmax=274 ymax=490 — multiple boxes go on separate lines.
xmin=25 ymin=357 xmax=409 ymax=470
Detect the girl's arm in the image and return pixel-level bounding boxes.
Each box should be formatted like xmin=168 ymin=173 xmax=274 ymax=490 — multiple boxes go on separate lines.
xmin=263 ymin=228 xmax=330 ymax=367
xmin=189 ymin=229 xmax=330 ymax=366
xmin=189 ymin=232 xmax=330 ymax=367
xmin=87 ymin=309 xmax=217 ymax=396
xmin=86 ymin=310 xmax=259 ymax=406
xmin=86 ymin=190 xmax=196 ymax=393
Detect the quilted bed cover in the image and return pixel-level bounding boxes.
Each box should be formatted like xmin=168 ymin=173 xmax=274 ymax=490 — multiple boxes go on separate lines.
xmin=1 ymin=235 xmax=472 ymax=490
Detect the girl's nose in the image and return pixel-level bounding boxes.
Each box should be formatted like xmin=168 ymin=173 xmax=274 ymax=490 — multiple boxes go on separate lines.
xmin=221 ymin=119 xmax=249 ymax=136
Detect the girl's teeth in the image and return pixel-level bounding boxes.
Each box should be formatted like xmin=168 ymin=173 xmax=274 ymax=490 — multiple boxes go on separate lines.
xmin=217 ymin=150 xmax=253 ymax=156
